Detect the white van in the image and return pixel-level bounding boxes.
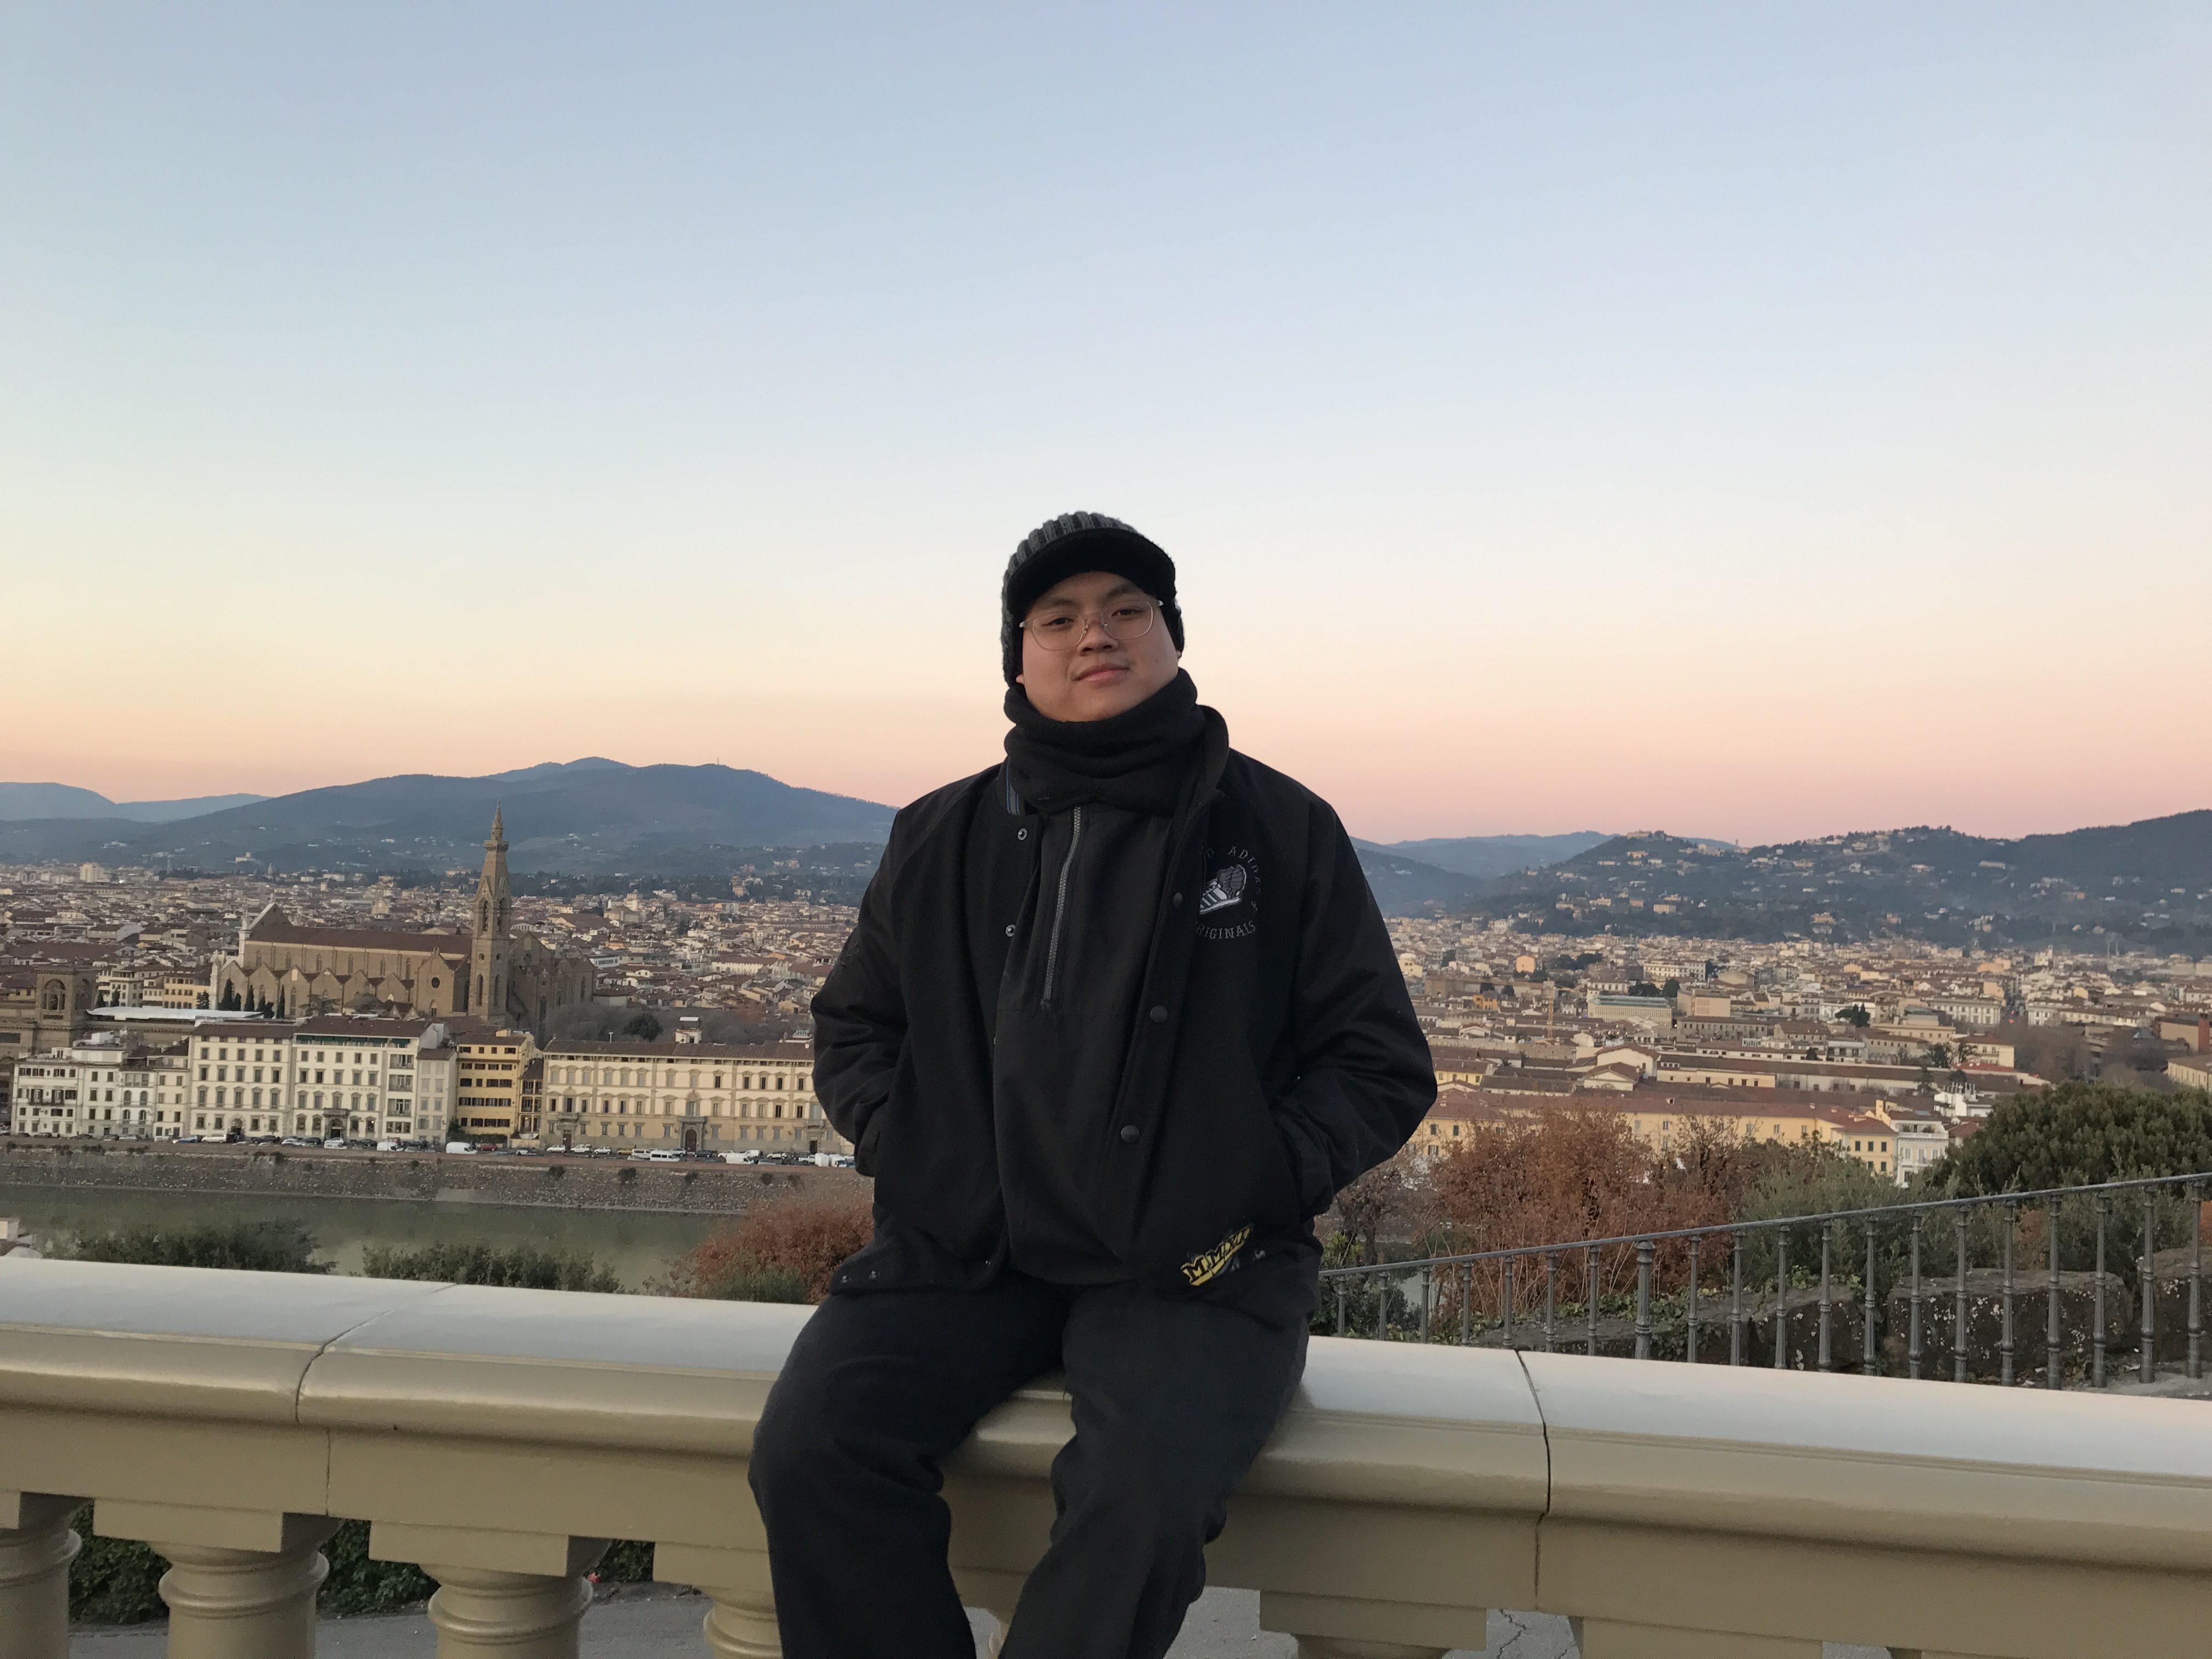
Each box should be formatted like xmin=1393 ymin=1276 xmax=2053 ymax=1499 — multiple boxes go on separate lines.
xmin=444 ymin=1141 xmax=477 ymax=1155
xmin=374 ymin=1139 xmax=399 ymax=1152
xmin=722 ymin=1150 xmax=761 ymax=1164
xmin=646 ymin=1149 xmax=684 ymax=1163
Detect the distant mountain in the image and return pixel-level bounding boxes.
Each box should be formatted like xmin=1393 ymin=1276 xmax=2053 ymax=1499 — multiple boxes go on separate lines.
xmin=0 ymin=783 xmax=267 ymax=822
xmin=1447 ymin=811 xmax=2212 ymax=948
xmin=1357 ymin=831 xmax=1611 ymax=879
xmin=1352 ymin=847 xmax=1488 ymax=914
xmin=0 ymin=759 xmax=895 ymax=874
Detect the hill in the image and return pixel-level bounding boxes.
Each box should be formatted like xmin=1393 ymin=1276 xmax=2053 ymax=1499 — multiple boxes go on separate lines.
xmin=1350 ymin=847 xmax=1487 ymax=913
xmin=0 ymin=759 xmax=895 ymax=875
xmin=1356 ymin=831 xmax=1609 ymax=879
xmin=0 ymin=783 xmax=267 ymax=822
xmin=1448 ymin=812 xmax=2212 ymax=948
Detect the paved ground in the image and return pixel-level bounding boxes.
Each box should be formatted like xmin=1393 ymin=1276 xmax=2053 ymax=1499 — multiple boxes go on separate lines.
xmin=71 ymin=1583 xmax=1894 ymax=1657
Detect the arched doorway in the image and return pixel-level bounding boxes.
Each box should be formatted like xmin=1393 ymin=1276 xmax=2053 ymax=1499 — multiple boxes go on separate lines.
xmin=682 ymin=1128 xmax=697 ymax=1153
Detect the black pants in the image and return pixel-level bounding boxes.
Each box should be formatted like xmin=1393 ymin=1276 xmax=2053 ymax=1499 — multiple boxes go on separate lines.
xmin=748 ymin=1270 xmax=1308 ymax=1659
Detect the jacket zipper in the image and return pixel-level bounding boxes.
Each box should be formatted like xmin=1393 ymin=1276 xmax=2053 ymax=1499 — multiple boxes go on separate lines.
xmin=1041 ymin=806 xmax=1082 ymax=1008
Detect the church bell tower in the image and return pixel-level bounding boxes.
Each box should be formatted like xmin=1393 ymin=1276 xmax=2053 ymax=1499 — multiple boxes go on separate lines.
xmin=470 ymin=807 xmax=512 ymax=1020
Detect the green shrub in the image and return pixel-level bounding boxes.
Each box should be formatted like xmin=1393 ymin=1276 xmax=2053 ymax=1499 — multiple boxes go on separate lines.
xmin=599 ymin=1538 xmax=657 ymax=1583
xmin=359 ymin=1241 xmax=621 ymax=1293
xmin=690 ymin=1262 xmax=810 ymax=1302
xmin=319 ymin=1520 xmax=435 ymax=1615
xmin=69 ymin=1511 xmax=165 ymax=1624
xmin=1932 ymin=1084 xmax=2212 ymax=1195
xmin=64 ymin=1220 xmax=327 ymax=1274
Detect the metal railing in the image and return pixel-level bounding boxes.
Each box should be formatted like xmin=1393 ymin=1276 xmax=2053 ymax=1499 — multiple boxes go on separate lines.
xmin=1320 ymin=1170 xmax=2211 ymax=1387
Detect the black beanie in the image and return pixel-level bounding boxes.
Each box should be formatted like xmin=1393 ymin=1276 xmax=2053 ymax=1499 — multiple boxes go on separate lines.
xmin=1001 ymin=511 xmax=1183 ymax=685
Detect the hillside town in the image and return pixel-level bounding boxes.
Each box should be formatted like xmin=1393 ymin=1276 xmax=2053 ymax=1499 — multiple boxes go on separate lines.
xmin=6 ymin=820 xmax=2210 ymax=1174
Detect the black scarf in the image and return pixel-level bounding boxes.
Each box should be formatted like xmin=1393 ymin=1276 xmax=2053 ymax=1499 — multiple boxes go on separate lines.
xmin=1003 ymin=670 xmax=1209 ymax=817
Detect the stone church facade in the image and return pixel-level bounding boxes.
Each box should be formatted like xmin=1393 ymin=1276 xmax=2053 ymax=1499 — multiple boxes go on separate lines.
xmin=213 ymin=810 xmax=594 ymax=1027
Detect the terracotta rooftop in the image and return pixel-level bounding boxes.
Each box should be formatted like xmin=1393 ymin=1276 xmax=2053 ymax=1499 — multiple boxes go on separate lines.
xmin=249 ymin=913 xmax=470 ymax=957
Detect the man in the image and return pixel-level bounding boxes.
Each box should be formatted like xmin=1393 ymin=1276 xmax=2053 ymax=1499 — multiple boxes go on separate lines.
xmin=751 ymin=511 xmax=1435 ymax=1659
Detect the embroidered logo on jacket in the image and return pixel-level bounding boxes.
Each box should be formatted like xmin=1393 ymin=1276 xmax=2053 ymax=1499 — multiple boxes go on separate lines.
xmin=1195 ymin=845 xmax=1261 ymax=941
xmin=1181 ymin=1223 xmax=1253 ymax=1287
xmin=1197 ymin=864 xmax=1247 ymax=915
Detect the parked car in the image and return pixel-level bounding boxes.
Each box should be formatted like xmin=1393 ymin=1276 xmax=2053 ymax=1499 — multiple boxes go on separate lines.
xmin=374 ymin=1139 xmax=399 ymax=1152
xmin=177 ymin=1135 xmax=201 ymax=1143
xmin=444 ymin=1141 xmax=477 ymax=1155
xmin=321 ymin=1138 xmax=347 ymax=1150
xmin=646 ymin=1149 xmax=684 ymax=1163
xmin=722 ymin=1150 xmax=761 ymax=1164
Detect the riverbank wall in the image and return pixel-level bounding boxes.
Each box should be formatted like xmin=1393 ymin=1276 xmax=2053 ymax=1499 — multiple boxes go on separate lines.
xmin=0 ymin=1141 xmax=867 ymax=1217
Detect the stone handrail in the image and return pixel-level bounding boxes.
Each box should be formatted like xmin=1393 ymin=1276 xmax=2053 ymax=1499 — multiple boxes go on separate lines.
xmin=3 ymin=1259 xmax=2211 ymax=1659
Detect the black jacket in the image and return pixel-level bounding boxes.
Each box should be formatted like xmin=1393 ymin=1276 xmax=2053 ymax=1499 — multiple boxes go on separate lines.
xmin=812 ymin=718 xmax=1435 ymax=1300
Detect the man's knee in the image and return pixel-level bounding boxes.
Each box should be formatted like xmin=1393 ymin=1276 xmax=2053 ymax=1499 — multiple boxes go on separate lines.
xmin=749 ymin=1371 xmax=849 ymax=1508
xmin=1057 ymin=1448 xmax=1233 ymax=1560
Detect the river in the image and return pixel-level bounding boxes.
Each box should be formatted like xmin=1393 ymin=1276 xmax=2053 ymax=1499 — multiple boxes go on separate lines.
xmin=0 ymin=1183 xmax=727 ymax=1291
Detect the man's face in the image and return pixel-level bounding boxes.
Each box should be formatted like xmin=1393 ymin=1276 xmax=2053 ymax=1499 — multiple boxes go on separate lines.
xmin=1017 ymin=569 xmax=1181 ymax=723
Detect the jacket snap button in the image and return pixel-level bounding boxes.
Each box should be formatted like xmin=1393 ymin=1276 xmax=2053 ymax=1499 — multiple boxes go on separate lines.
xmin=1119 ymin=1125 xmax=1139 ymax=1144
xmin=1171 ymin=892 xmax=1183 ymax=908
xmin=1148 ymin=1005 xmax=1167 ymax=1024
xmin=1004 ymin=924 xmax=1015 ymax=937
xmin=1017 ymin=827 xmax=1028 ymax=840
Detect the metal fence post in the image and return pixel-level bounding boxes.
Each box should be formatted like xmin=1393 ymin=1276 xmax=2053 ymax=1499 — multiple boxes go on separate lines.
xmin=1908 ymin=1215 xmax=1923 ymax=1381
xmin=1818 ymin=1223 xmax=1833 ymax=1373
xmin=1543 ymin=1251 xmax=1558 ymax=1353
xmin=1418 ymin=1266 xmax=1432 ymax=1344
xmin=2000 ymin=1199 xmax=2017 ymax=1387
xmin=1334 ymin=1277 xmax=1346 ymax=1338
xmin=1686 ymin=1237 xmax=1701 ymax=1364
xmin=2094 ymin=1195 xmax=2109 ymax=1389
xmin=1953 ymin=1208 xmax=1969 ymax=1385
xmin=2141 ymin=1198 xmax=2158 ymax=1385
xmin=1773 ymin=1229 xmax=1790 ymax=1371
xmin=1730 ymin=1232 xmax=1745 ymax=1367
xmin=2046 ymin=1195 xmax=2062 ymax=1389
xmin=1461 ymin=1261 xmax=1474 ymax=1347
xmin=1585 ymin=1244 xmax=1600 ymax=1357
xmin=1635 ymin=1238 xmax=1654 ymax=1361
xmin=2190 ymin=1183 xmax=2203 ymax=1384
xmin=1864 ymin=1220 xmax=1878 ymax=1376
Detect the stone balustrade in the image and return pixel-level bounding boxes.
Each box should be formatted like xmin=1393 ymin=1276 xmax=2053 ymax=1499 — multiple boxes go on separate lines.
xmin=4 ymin=1256 xmax=2212 ymax=1659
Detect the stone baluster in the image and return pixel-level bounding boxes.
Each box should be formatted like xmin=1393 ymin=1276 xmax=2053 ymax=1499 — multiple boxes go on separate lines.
xmin=1258 ymin=1590 xmax=1463 ymax=1659
xmin=0 ymin=1494 xmax=83 ymax=1659
xmin=654 ymin=1543 xmax=782 ymax=1659
xmin=91 ymin=1505 xmax=343 ymax=1659
xmin=370 ymin=1525 xmax=608 ymax=1659
xmin=1571 ymin=1618 xmax=1819 ymax=1658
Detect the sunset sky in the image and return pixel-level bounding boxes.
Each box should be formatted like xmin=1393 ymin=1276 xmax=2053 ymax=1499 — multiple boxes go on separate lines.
xmin=4 ymin=4 xmax=2207 ymax=847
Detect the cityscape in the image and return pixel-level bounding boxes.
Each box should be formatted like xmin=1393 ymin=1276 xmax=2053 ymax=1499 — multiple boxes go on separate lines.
xmin=4 ymin=6 xmax=2208 ymax=1657
xmin=5 ymin=781 xmax=2207 ymax=1173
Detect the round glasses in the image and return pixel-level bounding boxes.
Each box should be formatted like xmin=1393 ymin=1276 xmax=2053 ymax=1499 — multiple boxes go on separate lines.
xmin=1023 ymin=596 xmax=1159 ymax=652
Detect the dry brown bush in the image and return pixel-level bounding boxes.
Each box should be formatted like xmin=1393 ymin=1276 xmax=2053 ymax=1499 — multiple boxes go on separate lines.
xmin=663 ymin=1192 xmax=874 ymax=1303
xmin=1422 ymin=1109 xmax=1787 ymax=1315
